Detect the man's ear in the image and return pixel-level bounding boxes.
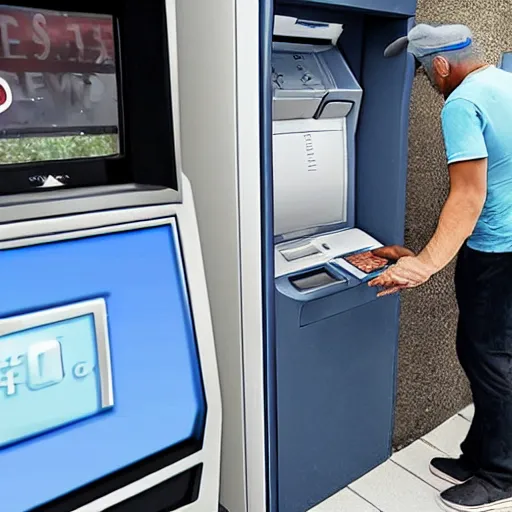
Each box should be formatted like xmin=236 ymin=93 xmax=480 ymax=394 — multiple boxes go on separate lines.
xmin=433 ymin=55 xmax=450 ymax=78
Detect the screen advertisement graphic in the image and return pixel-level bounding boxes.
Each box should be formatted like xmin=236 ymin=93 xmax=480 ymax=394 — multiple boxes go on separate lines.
xmin=0 ymin=299 xmax=113 ymax=449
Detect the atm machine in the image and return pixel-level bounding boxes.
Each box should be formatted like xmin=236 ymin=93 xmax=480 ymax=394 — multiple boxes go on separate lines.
xmin=0 ymin=1 xmax=221 ymax=511
xmin=176 ymin=0 xmax=416 ymax=511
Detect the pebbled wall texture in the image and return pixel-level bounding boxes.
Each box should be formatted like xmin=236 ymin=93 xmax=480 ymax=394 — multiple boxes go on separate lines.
xmin=393 ymin=0 xmax=512 ymax=449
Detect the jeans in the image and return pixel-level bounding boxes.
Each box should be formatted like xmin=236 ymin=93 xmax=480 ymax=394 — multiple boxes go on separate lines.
xmin=456 ymin=244 xmax=512 ymax=490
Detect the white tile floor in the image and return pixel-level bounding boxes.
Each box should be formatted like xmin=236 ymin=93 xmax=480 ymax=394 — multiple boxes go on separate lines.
xmin=307 ymin=404 xmax=511 ymax=512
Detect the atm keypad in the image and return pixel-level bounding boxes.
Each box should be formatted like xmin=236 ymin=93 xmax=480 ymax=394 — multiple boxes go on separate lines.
xmin=344 ymin=251 xmax=388 ymax=274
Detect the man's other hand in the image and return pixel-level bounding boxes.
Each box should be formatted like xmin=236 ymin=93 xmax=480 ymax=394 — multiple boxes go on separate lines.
xmin=368 ymin=254 xmax=435 ymax=297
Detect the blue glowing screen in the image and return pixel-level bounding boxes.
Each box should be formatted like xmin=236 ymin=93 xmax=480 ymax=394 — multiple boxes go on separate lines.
xmin=0 ymin=226 xmax=204 ymax=512
xmin=0 ymin=313 xmax=111 ymax=448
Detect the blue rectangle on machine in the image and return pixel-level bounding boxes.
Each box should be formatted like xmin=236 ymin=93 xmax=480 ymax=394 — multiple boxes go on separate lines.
xmin=0 ymin=299 xmax=114 ymax=449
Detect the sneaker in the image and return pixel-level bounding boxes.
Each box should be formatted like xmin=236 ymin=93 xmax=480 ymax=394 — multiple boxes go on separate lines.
xmin=430 ymin=457 xmax=476 ymax=485
xmin=439 ymin=477 xmax=512 ymax=511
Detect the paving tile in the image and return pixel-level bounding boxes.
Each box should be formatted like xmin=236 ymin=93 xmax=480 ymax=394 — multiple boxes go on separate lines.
xmin=349 ymin=460 xmax=441 ymax=512
xmin=392 ymin=440 xmax=453 ymax=492
xmin=459 ymin=404 xmax=475 ymax=423
xmin=422 ymin=415 xmax=470 ymax=458
xmin=309 ymin=409 xmax=486 ymax=512
xmin=309 ymin=487 xmax=380 ymax=512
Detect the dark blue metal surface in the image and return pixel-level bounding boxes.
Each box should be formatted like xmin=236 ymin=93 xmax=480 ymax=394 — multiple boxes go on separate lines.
xmin=275 ymin=289 xmax=399 ymax=511
xmin=0 ymin=225 xmax=206 ymax=512
xmin=355 ymin=16 xmax=415 ymax=246
xmin=277 ymin=0 xmax=417 ymax=17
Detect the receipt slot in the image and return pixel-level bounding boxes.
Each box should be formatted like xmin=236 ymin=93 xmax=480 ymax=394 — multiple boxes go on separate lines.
xmin=176 ymin=0 xmax=416 ymax=511
xmin=0 ymin=1 xmax=221 ymax=511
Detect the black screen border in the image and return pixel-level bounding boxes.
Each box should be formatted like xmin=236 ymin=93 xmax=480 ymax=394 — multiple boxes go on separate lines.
xmin=0 ymin=0 xmax=178 ymax=195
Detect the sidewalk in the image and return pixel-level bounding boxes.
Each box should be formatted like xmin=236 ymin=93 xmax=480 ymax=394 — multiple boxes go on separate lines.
xmin=309 ymin=405 xmax=498 ymax=512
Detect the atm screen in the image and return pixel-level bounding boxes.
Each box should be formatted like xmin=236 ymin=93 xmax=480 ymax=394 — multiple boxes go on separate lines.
xmin=0 ymin=1 xmax=179 ymax=196
xmin=290 ymin=268 xmax=339 ymax=291
xmin=0 ymin=6 xmax=120 ymax=167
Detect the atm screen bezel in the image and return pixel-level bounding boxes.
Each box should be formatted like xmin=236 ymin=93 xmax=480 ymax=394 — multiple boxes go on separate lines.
xmin=0 ymin=0 xmax=179 ymax=196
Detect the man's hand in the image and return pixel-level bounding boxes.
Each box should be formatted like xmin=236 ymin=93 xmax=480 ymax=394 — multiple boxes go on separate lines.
xmin=367 ymin=245 xmax=419 ymax=296
xmin=368 ymin=255 xmax=435 ymax=297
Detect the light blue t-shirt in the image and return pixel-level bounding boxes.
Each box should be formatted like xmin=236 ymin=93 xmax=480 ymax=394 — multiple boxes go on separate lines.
xmin=441 ymin=66 xmax=512 ymax=253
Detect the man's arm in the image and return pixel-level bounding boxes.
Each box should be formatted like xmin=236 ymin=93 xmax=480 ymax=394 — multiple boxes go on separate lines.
xmin=369 ymin=158 xmax=487 ymax=294
xmin=417 ymin=157 xmax=487 ymax=272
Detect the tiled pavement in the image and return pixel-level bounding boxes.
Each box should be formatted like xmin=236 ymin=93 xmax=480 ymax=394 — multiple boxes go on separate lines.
xmin=308 ymin=405 xmax=503 ymax=512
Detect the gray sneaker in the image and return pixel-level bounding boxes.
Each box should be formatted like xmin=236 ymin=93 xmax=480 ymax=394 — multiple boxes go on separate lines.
xmin=439 ymin=477 xmax=512 ymax=511
xmin=430 ymin=457 xmax=476 ymax=485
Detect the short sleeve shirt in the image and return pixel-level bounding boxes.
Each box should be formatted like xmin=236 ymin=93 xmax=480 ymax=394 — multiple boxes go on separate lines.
xmin=441 ymin=66 xmax=512 ymax=253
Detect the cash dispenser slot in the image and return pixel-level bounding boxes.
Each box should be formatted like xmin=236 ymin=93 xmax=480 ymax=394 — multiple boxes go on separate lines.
xmin=278 ymin=258 xmax=379 ymax=326
xmin=289 ymin=266 xmax=344 ymax=293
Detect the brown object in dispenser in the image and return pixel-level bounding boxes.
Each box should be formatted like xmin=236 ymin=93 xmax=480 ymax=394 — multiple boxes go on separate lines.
xmin=345 ymin=251 xmax=389 ymax=274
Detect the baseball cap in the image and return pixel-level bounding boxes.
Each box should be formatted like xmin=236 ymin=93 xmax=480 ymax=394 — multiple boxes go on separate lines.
xmin=384 ymin=23 xmax=473 ymax=60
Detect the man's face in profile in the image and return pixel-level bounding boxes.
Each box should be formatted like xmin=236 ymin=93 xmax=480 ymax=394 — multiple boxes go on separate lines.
xmin=415 ymin=58 xmax=443 ymax=94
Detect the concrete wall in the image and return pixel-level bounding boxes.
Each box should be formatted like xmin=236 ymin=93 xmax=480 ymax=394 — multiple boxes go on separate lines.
xmin=393 ymin=0 xmax=512 ymax=448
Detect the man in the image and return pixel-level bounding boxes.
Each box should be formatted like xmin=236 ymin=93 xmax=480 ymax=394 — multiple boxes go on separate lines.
xmin=369 ymin=24 xmax=512 ymax=512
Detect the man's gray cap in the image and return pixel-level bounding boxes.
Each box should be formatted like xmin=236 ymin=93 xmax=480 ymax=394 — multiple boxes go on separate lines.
xmin=384 ymin=24 xmax=473 ymax=59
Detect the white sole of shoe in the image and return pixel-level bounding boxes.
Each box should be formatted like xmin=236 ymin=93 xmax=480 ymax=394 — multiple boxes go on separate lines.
xmin=436 ymin=493 xmax=512 ymax=511
xmin=429 ymin=463 xmax=467 ymax=485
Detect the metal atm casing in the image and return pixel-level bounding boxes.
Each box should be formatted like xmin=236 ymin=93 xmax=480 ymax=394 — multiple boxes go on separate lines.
xmin=0 ymin=1 xmax=221 ymax=510
xmin=175 ymin=0 xmax=417 ymax=510
xmin=271 ymin=32 xmax=398 ymax=512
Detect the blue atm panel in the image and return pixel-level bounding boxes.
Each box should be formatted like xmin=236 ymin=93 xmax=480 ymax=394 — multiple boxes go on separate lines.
xmin=278 ymin=0 xmax=417 ymax=16
xmin=266 ymin=1 xmax=416 ymax=510
xmin=500 ymin=52 xmax=512 ymax=72
xmin=0 ymin=223 xmax=206 ymax=512
xmin=275 ymin=285 xmax=398 ymax=511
